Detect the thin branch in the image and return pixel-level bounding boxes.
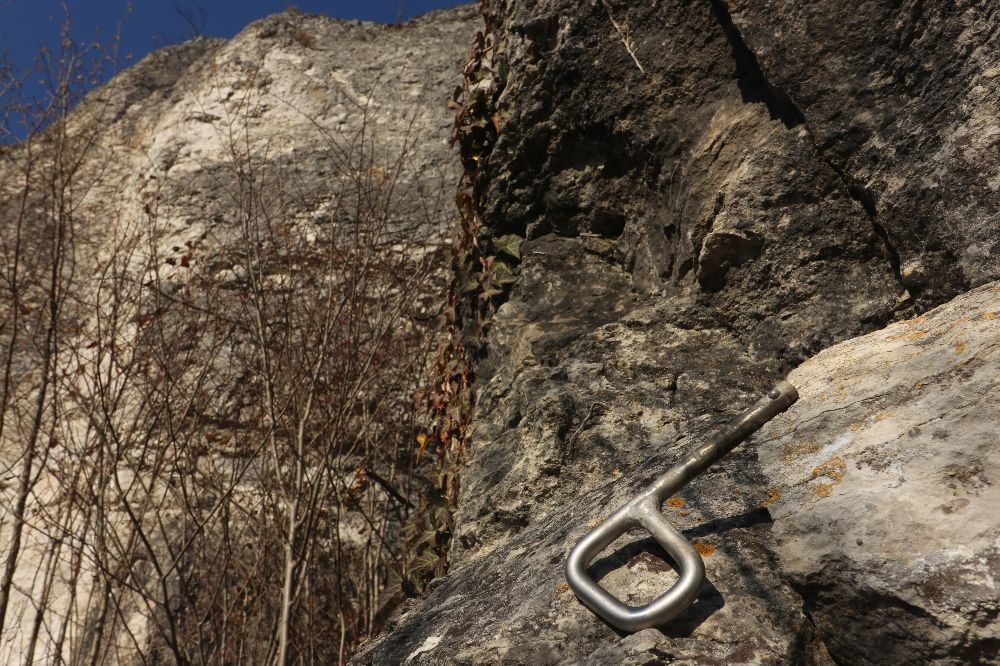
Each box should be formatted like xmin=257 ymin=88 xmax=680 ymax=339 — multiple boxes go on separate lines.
xmin=602 ymin=0 xmax=646 ymax=75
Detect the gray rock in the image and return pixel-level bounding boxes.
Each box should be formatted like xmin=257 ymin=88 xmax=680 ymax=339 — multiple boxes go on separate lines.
xmin=726 ymin=1 xmax=1000 ymax=305
xmin=760 ymin=281 xmax=1000 ymax=665
xmin=478 ymin=0 xmax=903 ymax=372
xmin=357 ymin=1 xmax=999 ymax=664
xmin=355 ymin=237 xmax=828 ymax=664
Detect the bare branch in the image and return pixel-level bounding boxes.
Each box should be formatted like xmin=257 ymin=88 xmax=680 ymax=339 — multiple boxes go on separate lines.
xmin=602 ymin=0 xmax=646 ymax=75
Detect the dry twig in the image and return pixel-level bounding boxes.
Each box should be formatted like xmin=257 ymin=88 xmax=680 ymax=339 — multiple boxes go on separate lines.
xmin=602 ymin=0 xmax=646 ymax=75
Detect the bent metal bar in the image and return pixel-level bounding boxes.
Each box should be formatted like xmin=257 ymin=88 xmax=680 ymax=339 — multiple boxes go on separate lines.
xmin=565 ymin=381 xmax=799 ymax=631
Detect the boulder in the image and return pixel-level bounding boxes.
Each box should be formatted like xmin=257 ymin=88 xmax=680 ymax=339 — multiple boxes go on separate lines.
xmin=760 ymin=281 xmax=1000 ymax=665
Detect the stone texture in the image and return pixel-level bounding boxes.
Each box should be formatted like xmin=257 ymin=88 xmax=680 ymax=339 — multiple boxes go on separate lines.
xmin=727 ymin=1 xmax=1000 ymax=305
xmin=0 ymin=7 xmax=477 ymax=663
xmin=357 ymin=238 xmax=825 ymax=665
xmin=760 ymin=281 xmax=1000 ymax=665
xmin=356 ymin=1 xmax=999 ymax=664
xmin=3 ymin=0 xmax=995 ymax=662
xmin=71 ymin=6 xmax=476 ymax=281
xmin=477 ymin=0 xmax=904 ymax=371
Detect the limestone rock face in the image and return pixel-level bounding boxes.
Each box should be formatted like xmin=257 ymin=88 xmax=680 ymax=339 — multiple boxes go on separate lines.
xmin=70 ymin=6 xmax=476 ymax=278
xmin=0 ymin=7 xmax=477 ymax=663
xmin=760 ymin=281 xmax=1000 ymax=665
xmin=355 ymin=1 xmax=1000 ymax=664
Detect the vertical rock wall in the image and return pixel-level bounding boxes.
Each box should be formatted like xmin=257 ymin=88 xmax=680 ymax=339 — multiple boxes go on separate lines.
xmin=0 ymin=7 xmax=478 ymax=662
xmin=356 ymin=1 xmax=999 ymax=664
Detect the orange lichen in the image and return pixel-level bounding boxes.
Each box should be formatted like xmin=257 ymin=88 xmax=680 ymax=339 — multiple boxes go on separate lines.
xmin=812 ymin=456 xmax=847 ymax=483
xmin=888 ymin=328 xmax=927 ymax=341
xmin=849 ymin=422 xmax=864 ymax=432
xmin=554 ymin=582 xmax=571 ymax=597
xmin=812 ymin=457 xmax=847 ymax=498
xmin=783 ymin=439 xmax=820 ymax=463
xmin=954 ymin=340 xmax=967 ymax=355
xmin=760 ymin=487 xmax=782 ymax=508
xmin=985 ymin=312 xmax=997 ymax=321
xmin=665 ymin=497 xmax=686 ymax=508
xmin=693 ymin=543 xmax=717 ymax=557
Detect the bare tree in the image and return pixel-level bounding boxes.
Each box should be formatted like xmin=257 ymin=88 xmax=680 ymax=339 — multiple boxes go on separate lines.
xmin=173 ymin=3 xmax=208 ymax=37
xmin=1 ymin=15 xmax=450 ymax=664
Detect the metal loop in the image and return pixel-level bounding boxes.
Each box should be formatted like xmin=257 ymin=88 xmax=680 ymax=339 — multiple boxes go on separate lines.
xmin=564 ymin=381 xmax=798 ymax=631
xmin=565 ymin=497 xmax=704 ymax=631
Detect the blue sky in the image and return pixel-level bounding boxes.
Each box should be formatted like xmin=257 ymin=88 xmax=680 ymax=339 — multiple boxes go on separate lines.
xmin=0 ymin=1 xmax=470 ymax=56
xmin=0 ymin=0 xmax=468 ymax=138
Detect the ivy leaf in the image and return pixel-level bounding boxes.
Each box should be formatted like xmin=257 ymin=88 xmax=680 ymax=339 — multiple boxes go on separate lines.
xmin=493 ymin=234 xmax=523 ymax=260
xmin=416 ymin=433 xmax=429 ymax=462
xmin=492 ymin=260 xmax=517 ymax=285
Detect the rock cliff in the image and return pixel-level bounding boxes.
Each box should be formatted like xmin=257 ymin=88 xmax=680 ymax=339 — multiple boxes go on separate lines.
xmin=762 ymin=282 xmax=1000 ymax=664
xmin=0 ymin=6 xmax=478 ymax=663
xmin=3 ymin=1 xmax=997 ymax=663
xmin=355 ymin=1 xmax=999 ymax=664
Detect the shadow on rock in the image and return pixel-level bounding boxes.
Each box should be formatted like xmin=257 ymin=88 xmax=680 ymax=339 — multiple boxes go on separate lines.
xmin=681 ymin=507 xmax=773 ymax=540
xmin=586 ymin=536 xmax=726 ymax=637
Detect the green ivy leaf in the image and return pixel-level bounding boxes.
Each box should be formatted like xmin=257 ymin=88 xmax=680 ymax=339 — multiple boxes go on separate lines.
xmin=493 ymin=234 xmax=523 ymax=260
xmin=492 ymin=260 xmax=517 ymax=285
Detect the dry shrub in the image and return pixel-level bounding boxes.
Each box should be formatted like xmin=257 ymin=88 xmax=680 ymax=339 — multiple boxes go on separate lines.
xmin=0 ymin=14 xmax=449 ymax=665
xmin=292 ymin=28 xmax=316 ymax=49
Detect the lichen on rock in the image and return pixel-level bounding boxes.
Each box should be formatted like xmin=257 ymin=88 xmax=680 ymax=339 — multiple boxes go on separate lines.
xmin=760 ymin=281 xmax=1000 ymax=664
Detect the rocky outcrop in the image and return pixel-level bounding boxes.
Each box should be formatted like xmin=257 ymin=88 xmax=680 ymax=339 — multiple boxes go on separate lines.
xmin=5 ymin=0 xmax=994 ymax=662
xmin=355 ymin=1 xmax=999 ymax=664
xmin=69 ymin=6 xmax=477 ymax=280
xmin=761 ymin=281 xmax=1000 ymax=664
xmin=476 ymin=0 xmax=904 ymax=371
xmin=357 ymin=242 xmax=828 ymax=664
xmin=727 ymin=1 xmax=1000 ymax=304
xmin=0 ymin=6 xmax=477 ymax=663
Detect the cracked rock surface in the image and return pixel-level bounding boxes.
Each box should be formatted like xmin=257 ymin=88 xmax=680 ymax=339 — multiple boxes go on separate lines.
xmin=760 ymin=281 xmax=1000 ymax=665
xmin=356 ymin=1 xmax=999 ymax=664
xmin=727 ymin=1 xmax=1000 ymax=306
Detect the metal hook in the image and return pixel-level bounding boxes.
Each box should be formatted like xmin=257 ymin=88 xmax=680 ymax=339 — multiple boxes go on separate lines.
xmin=565 ymin=380 xmax=798 ymax=631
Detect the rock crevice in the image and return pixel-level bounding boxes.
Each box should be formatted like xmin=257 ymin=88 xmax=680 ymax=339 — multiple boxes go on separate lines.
xmin=353 ymin=1 xmax=999 ymax=664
